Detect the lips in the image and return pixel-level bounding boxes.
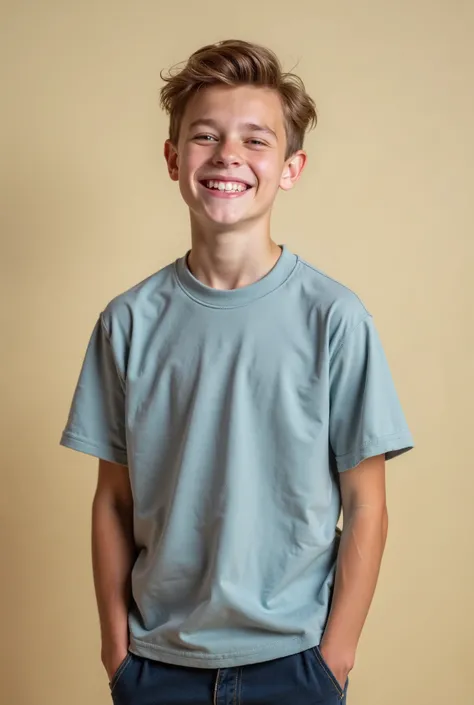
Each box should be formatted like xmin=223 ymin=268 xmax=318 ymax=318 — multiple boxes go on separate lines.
xmin=199 ymin=177 xmax=254 ymax=188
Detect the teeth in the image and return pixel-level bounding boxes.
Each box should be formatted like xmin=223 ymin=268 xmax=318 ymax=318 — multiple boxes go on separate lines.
xmin=206 ymin=180 xmax=247 ymax=192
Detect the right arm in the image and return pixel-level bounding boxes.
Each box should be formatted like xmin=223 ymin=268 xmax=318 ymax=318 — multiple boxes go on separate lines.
xmin=91 ymin=458 xmax=137 ymax=681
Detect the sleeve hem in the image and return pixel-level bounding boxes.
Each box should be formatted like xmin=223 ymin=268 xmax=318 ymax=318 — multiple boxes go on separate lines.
xmin=335 ymin=432 xmax=415 ymax=472
xmin=59 ymin=430 xmax=128 ymax=466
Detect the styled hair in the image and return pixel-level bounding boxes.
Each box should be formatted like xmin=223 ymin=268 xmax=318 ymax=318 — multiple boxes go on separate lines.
xmin=159 ymin=39 xmax=317 ymax=159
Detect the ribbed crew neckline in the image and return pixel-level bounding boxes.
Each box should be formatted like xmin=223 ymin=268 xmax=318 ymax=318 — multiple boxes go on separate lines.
xmin=174 ymin=244 xmax=298 ymax=308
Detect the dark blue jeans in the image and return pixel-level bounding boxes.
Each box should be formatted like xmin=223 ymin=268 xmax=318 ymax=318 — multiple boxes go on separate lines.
xmin=109 ymin=645 xmax=349 ymax=704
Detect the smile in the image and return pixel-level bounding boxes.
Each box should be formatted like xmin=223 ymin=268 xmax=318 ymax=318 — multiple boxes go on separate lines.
xmin=199 ymin=179 xmax=253 ymax=198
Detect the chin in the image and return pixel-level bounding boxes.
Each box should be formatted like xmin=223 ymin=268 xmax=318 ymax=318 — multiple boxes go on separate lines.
xmin=197 ymin=207 xmax=252 ymax=227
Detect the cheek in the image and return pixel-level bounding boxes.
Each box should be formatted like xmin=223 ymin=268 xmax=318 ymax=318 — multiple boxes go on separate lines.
xmin=177 ymin=154 xmax=196 ymax=190
xmin=253 ymin=155 xmax=283 ymax=186
xmin=183 ymin=145 xmax=205 ymax=168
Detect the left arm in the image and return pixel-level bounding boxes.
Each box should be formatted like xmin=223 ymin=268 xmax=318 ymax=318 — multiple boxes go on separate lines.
xmin=320 ymin=453 xmax=389 ymax=686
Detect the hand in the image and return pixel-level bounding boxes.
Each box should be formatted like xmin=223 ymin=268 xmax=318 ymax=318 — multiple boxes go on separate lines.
xmin=319 ymin=642 xmax=352 ymax=690
xmin=102 ymin=645 xmax=129 ymax=683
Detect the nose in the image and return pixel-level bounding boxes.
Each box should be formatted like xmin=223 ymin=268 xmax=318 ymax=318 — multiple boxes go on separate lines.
xmin=211 ymin=138 xmax=243 ymax=168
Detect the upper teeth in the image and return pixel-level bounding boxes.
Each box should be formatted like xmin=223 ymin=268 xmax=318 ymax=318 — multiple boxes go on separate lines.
xmin=206 ymin=180 xmax=247 ymax=192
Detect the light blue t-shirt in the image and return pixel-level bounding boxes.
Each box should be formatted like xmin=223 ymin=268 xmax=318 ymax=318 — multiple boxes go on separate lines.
xmin=59 ymin=244 xmax=414 ymax=668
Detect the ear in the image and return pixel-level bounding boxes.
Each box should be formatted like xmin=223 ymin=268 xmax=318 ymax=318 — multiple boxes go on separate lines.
xmin=279 ymin=150 xmax=307 ymax=191
xmin=164 ymin=139 xmax=179 ymax=181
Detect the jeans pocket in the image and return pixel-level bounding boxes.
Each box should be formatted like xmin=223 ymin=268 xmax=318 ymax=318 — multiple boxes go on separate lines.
xmin=311 ymin=646 xmax=348 ymax=700
xmin=109 ymin=652 xmax=134 ymax=693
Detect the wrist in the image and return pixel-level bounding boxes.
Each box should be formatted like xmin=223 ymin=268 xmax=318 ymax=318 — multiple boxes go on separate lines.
xmin=319 ymin=636 xmax=356 ymax=672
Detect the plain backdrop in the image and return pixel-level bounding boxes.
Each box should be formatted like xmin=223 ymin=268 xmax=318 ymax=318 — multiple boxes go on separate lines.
xmin=1 ymin=1 xmax=473 ymax=704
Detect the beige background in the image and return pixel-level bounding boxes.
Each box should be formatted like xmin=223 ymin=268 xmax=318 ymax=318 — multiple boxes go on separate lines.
xmin=2 ymin=1 xmax=473 ymax=704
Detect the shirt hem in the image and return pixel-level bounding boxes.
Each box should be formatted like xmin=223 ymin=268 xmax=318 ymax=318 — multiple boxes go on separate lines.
xmin=128 ymin=632 xmax=323 ymax=669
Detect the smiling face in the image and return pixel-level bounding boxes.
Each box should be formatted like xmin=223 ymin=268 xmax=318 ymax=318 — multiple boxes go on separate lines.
xmin=164 ymin=84 xmax=306 ymax=232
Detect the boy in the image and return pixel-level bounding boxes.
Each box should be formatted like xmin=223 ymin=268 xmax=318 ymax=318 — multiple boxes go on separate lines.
xmin=60 ymin=39 xmax=414 ymax=704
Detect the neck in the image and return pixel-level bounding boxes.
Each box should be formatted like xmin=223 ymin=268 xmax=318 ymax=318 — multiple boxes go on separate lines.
xmin=186 ymin=217 xmax=282 ymax=291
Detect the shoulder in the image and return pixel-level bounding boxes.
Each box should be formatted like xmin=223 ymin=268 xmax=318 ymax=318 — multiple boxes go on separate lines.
xmin=100 ymin=258 xmax=177 ymax=339
xmin=295 ymin=255 xmax=373 ymax=355
xmin=297 ymin=255 xmax=370 ymax=317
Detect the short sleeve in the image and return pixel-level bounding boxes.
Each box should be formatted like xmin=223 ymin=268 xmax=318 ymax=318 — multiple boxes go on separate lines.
xmin=59 ymin=313 xmax=128 ymax=466
xmin=329 ymin=313 xmax=414 ymax=472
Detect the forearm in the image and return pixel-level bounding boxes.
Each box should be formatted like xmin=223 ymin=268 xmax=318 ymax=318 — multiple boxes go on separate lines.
xmin=91 ymin=496 xmax=136 ymax=652
xmin=321 ymin=506 xmax=388 ymax=667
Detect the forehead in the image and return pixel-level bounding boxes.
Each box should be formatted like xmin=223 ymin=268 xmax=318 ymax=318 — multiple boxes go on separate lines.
xmin=181 ymin=84 xmax=286 ymax=134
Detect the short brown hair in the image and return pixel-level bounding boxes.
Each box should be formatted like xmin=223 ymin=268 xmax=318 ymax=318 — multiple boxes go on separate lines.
xmin=159 ymin=39 xmax=317 ymax=159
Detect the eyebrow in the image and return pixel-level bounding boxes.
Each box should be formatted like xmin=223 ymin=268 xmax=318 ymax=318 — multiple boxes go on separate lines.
xmin=188 ymin=118 xmax=278 ymax=140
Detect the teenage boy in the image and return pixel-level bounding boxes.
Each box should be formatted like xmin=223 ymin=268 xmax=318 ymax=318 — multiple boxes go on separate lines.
xmin=60 ymin=39 xmax=414 ymax=705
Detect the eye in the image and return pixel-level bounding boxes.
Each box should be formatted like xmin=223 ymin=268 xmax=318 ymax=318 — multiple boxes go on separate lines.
xmin=247 ymin=139 xmax=266 ymax=147
xmin=194 ymin=134 xmax=217 ymax=142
